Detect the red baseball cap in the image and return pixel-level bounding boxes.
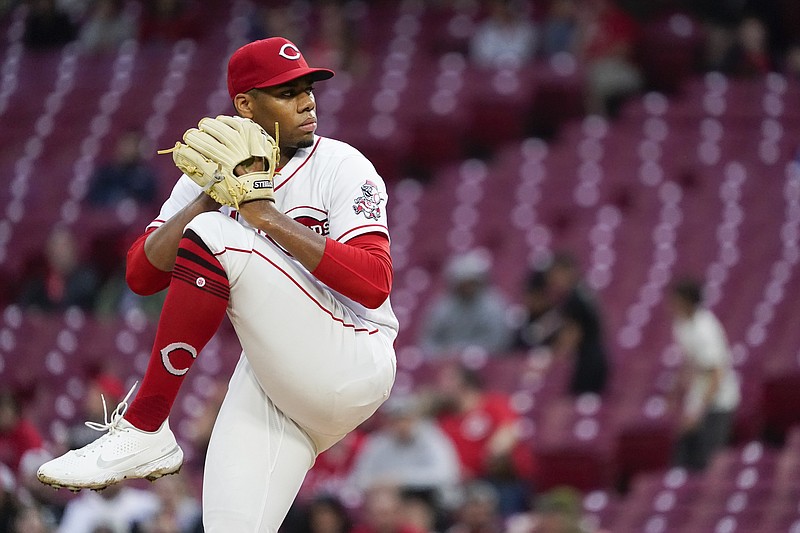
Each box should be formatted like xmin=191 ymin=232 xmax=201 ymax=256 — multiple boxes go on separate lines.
xmin=227 ymin=37 xmax=335 ymax=99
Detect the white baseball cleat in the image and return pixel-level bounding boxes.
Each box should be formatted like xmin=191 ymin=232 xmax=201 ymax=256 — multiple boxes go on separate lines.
xmin=37 ymin=383 xmax=184 ymax=492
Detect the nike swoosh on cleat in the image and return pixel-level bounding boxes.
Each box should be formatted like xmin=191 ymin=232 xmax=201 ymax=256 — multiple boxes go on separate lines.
xmin=96 ymin=452 xmax=142 ymax=469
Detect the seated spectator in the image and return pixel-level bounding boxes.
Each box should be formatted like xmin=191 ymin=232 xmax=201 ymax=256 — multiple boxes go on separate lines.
xmin=351 ymin=484 xmax=423 ymax=533
xmin=65 ymin=372 xmax=125 ymax=450
xmin=669 ymin=278 xmax=740 ymax=472
xmin=138 ymin=0 xmax=201 ymax=44
xmin=303 ymin=0 xmax=369 ymax=79
xmin=296 ymin=494 xmax=354 ymax=533
xmin=433 ymin=364 xmax=535 ymax=518
xmin=16 ymin=227 xmax=100 ymax=313
xmin=86 ymin=130 xmax=159 ymax=209
xmin=445 ymin=481 xmax=503 ymax=533
xmin=0 ymin=463 xmax=21 ymax=532
xmin=77 ymin=0 xmax=137 ymax=54
xmin=0 ymin=388 xmax=46 ymax=477
xmin=541 ymin=0 xmax=579 ymax=58
xmin=140 ymin=473 xmax=202 ymax=532
xmin=720 ymin=16 xmax=773 ymax=76
xmin=23 ymin=0 xmax=78 ymax=50
xmin=529 ymin=486 xmax=583 ymax=533
xmin=785 ymin=42 xmax=800 ymax=79
xmin=420 ymin=249 xmax=512 ymax=356
xmin=349 ymin=395 xmax=461 ymax=509
xmin=577 ymin=0 xmax=643 ymax=116
xmin=545 ymin=253 xmax=610 ymax=396
xmin=469 ymin=0 xmax=537 ymax=69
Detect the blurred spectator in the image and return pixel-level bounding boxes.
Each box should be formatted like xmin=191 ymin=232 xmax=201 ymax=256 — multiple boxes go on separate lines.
xmin=56 ymin=483 xmax=160 ymax=532
xmin=23 ymin=0 xmax=78 ymax=49
xmin=540 ymin=0 xmax=579 ymax=58
xmin=246 ymin=4 xmax=304 ymax=47
xmin=351 ymin=484 xmax=423 ymax=533
xmin=720 ymin=16 xmax=773 ymax=76
xmin=65 ymin=372 xmax=126 ymax=450
xmin=77 ymin=0 xmax=137 ymax=54
xmin=0 ymin=463 xmax=20 ymax=532
xmin=469 ymin=0 xmax=537 ymax=69
xmin=420 ymin=249 xmax=512 ymax=355
xmin=529 ymin=486 xmax=583 ymax=533
xmin=296 ymin=494 xmax=354 ymax=533
xmin=545 ymin=253 xmax=609 ymax=396
xmin=13 ymin=503 xmax=54 ymax=533
xmin=138 ymin=0 xmax=200 ymax=44
xmin=140 ymin=473 xmax=202 ymax=532
xmin=403 ymin=495 xmax=440 ymax=533
xmin=16 ymin=227 xmax=100 ymax=313
xmin=0 ymin=389 xmax=46 ymax=477
xmin=433 ymin=364 xmax=534 ymax=517
xmin=577 ymin=0 xmax=643 ymax=116
xmin=304 ymin=1 xmax=369 ymax=78
xmin=349 ymin=395 xmax=461 ymax=509
xmin=669 ymin=278 xmax=740 ymax=472
xmin=513 ymin=267 xmax=561 ymax=351
xmin=445 ymin=481 xmax=503 ymax=533
xmin=86 ymin=130 xmax=159 ymax=209
xmin=785 ymin=42 xmax=800 ymax=78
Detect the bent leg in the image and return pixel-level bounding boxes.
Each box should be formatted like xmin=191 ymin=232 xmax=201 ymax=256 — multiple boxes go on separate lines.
xmin=186 ymin=213 xmax=395 ymax=450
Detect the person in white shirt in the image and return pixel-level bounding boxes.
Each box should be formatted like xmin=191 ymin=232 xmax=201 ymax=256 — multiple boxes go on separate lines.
xmin=669 ymin=278 xmax=740 ymax=471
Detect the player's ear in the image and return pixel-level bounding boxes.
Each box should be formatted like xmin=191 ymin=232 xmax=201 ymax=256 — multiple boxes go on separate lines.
xmin=233 ymin=93 xmax=254 ymax=119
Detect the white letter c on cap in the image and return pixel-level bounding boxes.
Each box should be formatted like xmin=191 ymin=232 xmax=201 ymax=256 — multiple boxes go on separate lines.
xmin=279 ymin=43 xmax=301 ymax=60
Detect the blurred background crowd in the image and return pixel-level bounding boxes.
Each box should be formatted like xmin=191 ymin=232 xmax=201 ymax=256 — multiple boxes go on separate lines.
xmin=0 ymin=0 xmax=799 ymax=531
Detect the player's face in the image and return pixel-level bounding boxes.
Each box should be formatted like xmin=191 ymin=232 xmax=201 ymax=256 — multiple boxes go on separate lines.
xmin=243 ymin=77 xmax=318 ymax=153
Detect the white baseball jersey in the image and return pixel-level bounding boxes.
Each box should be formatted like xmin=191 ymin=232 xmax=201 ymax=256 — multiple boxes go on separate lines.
xmin=149 ymin=135 xmax=399 ymax=338
xmin=149 ymin=135 xmax=398 ymax=532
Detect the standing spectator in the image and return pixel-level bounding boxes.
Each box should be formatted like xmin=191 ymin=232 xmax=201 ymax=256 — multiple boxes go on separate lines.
xmin=23 ymin=0 xmax=78 ymax=50
xmin=469 ymin=0 xmax=537 ymax=69
xmin=420 ymin=249 xmax=512 ymax=356
xmin=546 ymin=253 xmax=609 ymax=396
xmin=669 ymin=278 xmax=740 ymax=472
xmin=513 ymin=267 xmax=561 ymax=351
xmin=577 ymin=0 xmax=643 ymax=116
xmin=86 ymin=130 xmax=159 ymax=209
xmin=77 ymin=0 xmax=137 ymax=54
xmin=16 ymin=227 xmax=100 ymax=313
xmin=433 ymin=364 xmax=535 ymax=518
xmin=349 ymin=395 xmax=461 ymax=509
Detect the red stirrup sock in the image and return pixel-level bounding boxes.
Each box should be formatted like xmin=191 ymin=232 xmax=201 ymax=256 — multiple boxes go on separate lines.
xmin=125 ymin=229 xmax=229 ymax=432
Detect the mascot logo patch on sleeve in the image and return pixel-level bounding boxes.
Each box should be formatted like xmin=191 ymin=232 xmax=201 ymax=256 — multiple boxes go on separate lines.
xmin=353 ymin=180 xmax=384 ymax=220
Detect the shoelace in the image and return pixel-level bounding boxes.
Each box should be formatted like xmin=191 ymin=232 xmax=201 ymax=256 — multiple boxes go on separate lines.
xmin=82 ymin=381 xmax=139 ymax=438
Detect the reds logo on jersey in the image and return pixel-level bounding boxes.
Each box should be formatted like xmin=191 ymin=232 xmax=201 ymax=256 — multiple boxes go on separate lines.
xmin=288 ymin=206 xmax=330 ymax=236
xmin=353 ymin=181 xmax=384 ymax=221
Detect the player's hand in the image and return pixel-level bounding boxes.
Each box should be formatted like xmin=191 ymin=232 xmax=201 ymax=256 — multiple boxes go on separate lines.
xmin=159 ymin=116 xmax=279 ymax=209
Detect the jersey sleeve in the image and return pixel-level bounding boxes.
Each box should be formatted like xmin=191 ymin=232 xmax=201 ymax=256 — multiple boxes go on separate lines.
xmin=326 ymin=155 xmax=390 ymax=243
xmin=146 ymin=174 xmax=205 ymax=230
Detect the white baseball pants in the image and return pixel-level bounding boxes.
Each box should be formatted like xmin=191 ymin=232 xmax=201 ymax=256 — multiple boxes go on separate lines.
xmin=185 ymin=212 xmax=396 ymax=532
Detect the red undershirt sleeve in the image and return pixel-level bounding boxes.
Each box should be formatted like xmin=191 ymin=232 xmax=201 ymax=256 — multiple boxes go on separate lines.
xmin=126 ymin=228 xmax=173 ymax=296
xmin=312 ymin=233 xmax=393 ymax=309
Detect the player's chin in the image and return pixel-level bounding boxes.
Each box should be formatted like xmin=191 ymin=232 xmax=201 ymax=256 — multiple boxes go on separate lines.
xmin=296 ymin=135 xmax=315 ymax=149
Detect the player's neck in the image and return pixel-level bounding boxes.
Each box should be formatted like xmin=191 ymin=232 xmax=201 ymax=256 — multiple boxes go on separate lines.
xmin=279 ymin=147 xmax=298 ymax=168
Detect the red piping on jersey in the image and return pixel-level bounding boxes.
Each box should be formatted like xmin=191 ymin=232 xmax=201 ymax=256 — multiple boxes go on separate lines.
xmin=285 ymin=205 xmax=328 ymax=216
xmin=337 ymin=224 xmax=389 ymax=242
xmin=214 ymin=246 xmax=379 ymax=334
xmin=274 ymin=137 xmax=321 ymax=192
